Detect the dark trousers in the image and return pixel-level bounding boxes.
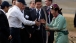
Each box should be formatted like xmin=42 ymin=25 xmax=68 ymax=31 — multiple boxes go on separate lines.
xmin=48 ymin=31 xmax=54 ymax=43
xmin=32 ymin=30 xmax=43 ymax=43
xmin=20 ymin=29 xmax=31 ymax=43
xmin=0 ymin=33 xmax=9 ymax=43
xmin=43 ymin=29 xmax=46 ymax=43
xmin=10 ymin=28 xmax=21 ymax=43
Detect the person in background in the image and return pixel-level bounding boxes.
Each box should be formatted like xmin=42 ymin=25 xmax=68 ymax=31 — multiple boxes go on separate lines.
xmin=7 ymin=0 xmax=40 ymax=43
xmin=12 ymin=0 xmax=16 ymax=5
xmin=29 ymin=0 xmax=35 ymax=10
xmin=42 ymin=4 xmax=69 ymax=43
xmin=0 ymin=1 xmax=11 ymax=43
xmin=42 ymin=0 xmax=54 ymax=43
xmin=74 ymin=11 xmax=76 ymax=28
xmin=0 ymin=0 xmax=2 ymax=8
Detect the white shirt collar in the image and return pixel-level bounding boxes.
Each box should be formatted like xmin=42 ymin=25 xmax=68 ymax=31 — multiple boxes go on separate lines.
xmin=36 ymin=8 xmax=41 ymax=12
xmin=0 ymin=9 xmax=6 ymax=14
xmin=36 ymin=8 xmax=41 ymax=15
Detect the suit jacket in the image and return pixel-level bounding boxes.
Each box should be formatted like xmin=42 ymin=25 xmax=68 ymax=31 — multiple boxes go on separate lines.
xmin=23 ymin=7 xmax=32 ymax=34
xmin=0 ymin=10 xmax=10 ymax=37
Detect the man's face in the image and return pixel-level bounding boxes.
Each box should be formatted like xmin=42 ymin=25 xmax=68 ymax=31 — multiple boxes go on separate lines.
xmin=0 ymin=0 xmax=2 ymax=5
xmin=45 ymin=0 xmax=52 ymax=6
xmin=35 ymin=2 xmax=42 ymax=9
xmin=30 ymin=1 xmax=35 ymax=8
xmin=5 ymin=6 xmax=9 ymax=13
xmin=12 ymin=0 xmax=16 ymax=5
xmin=19 ymin=3 xmax=25 ymax=11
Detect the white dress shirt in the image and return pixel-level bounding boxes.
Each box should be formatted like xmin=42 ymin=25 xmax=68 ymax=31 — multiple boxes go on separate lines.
xmin=7 ymin=5 xmax=35 ymax=28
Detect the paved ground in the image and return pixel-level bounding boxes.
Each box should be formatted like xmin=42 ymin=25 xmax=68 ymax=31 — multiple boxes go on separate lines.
xmin=63 ymin=14 xmax=74 ymax=18
xmin=69 ymin=31 xmax=76 ymax=43
xmin=63 ymin=14 xmax=76 ymax=43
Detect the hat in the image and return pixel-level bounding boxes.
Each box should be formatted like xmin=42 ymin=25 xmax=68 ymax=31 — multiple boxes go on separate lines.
xmin=17 ymin=0 xmax=26 ymax=5
xmin=1 ymin=1 xmax=11 ymax=7
xmin=35 ymin=0 xmax=42 ymax=3
xmin=50 ymin=4 xmax=59 ymax=10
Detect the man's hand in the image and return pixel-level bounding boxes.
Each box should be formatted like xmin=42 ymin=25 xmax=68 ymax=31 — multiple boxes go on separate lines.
xmin=8 ymin=35 xmax=12 ymax=40
xmin=29 ymin=34 xmax=31 ymax=38
xmin=40 ymin=19 xmax=46 ymax=24
xmin=35 ymin=19 xmax=40 ymax=26
xmin=45 ymin=26 xmax=49 ymax=30
xmin=48 ymin=32 xmax=50 ymax=36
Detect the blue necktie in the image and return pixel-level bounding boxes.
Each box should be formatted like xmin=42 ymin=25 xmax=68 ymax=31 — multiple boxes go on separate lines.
xmin=36 ymin=10 xmax=40 ymax=30
xmin=37 ymin=10 xmax=40 ymax=21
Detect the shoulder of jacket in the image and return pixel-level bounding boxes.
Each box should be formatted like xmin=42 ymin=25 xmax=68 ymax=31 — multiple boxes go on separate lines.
xmin=0 ymin=10 xmax=4 ymax=15
xmin=42 ymin=6 xmax=47 ymax=9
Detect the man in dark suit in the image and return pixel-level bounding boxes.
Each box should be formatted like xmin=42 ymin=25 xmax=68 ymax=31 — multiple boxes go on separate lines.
xmin=0 ymin=1 xmax=11 ymax=43
xmin=42 ymin=0 xmax=54 ymax=43
xmin=30 ymin=0 xmax=46 ymax=43
xmin=74 ymin=12 xmax=76 ymax=28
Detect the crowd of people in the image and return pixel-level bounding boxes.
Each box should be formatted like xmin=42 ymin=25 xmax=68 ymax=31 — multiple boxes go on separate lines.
xmin=0 ymin=0 xmax=76 ymax=43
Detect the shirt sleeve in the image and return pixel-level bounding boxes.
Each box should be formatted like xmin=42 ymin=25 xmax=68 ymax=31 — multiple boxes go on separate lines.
xmin=16 ymin=10 xmax=35 ymax=26
xmin=48 ymin=17 xmax=65 ymax=31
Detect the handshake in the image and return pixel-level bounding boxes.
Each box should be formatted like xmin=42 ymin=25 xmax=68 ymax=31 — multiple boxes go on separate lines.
xmin=35 ymin=19 xmax=46 ymax=26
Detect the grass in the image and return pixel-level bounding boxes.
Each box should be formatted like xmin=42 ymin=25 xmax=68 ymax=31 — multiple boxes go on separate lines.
xmin=65 ymin=17 xmax=76 ymax=32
